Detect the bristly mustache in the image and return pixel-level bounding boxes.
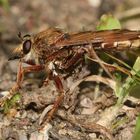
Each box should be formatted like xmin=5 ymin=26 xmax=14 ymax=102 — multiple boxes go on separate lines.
xmin=8 ymin=45 xmax=23 ymax=61
xmin=8 ymin=55 xmax=22 ymax=61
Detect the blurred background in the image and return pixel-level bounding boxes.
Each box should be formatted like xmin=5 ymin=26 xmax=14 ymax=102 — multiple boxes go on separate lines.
xmin=0 ymin=0 xmax=140 ymax=66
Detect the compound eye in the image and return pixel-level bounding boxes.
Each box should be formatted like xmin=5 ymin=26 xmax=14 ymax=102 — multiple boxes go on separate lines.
xmin=23 ymin=40 xmax=31 ymax=54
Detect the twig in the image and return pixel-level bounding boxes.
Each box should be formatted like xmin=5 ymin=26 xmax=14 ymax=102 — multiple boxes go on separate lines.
xmin=116 ymin=7 xmax=140 ymax=21
xmin=57 ymin=110 xmax=114 ymax=140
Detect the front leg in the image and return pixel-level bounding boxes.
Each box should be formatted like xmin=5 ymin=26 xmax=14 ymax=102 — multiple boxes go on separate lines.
xmin=0 ymin=62 xmax=45 ymax=106
xmin=15 ymin=62 xmax=45 ymax=88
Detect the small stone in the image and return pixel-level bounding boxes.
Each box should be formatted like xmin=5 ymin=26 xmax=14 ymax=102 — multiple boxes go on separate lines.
xmin=80 ymin=97 xmax=93 ymax=108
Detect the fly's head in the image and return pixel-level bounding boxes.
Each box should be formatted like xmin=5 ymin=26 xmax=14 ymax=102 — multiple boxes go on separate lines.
xmin=8 ymin=32 xmax=35 ymax=62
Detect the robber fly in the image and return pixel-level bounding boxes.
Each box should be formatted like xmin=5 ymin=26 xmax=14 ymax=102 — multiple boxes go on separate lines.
xmin=7 ymin=27 xmax=140 ymax=124
xmin=9 ymin=27 xmax=140 ymax=70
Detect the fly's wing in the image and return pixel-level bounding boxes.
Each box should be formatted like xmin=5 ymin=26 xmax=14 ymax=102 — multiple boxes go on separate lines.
xmin=34 ymin=27 xmax=65 ymax=45
xmin=33 ymin=27 xmax=66 ymax=57
xmin=55 ymin=29 xmax=140 ymax=50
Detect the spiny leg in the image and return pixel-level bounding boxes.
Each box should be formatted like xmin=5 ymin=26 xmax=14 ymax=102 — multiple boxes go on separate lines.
xmin=9 ymin=61 xmax=23 ymax=94
xmin=0 ymin=62 xmax=45 ymax=106
xmin=62 ymin=48 xmax=85 ymax=70
xmin=18 ymin=65 xmax=45 ymax=87
xmin=0 ymin=62 xmax=23 ymax=106
xmin=10 ymin=63 xmax=45 ymax=95
xmin=46 ymin=75 xmax=64 ymax=122
xmin=43 ymin=71 xmax=64 ymax=125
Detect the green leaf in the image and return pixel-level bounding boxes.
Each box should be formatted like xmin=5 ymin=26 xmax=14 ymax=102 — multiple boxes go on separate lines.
xmin=132 ymin=57 xmax=140 ymax=75
xmin=96 ymin=14 xmax=121 ymax=31
xmin=128 ymin=57 xmax=140 ymax=99
xmin=116 ymin=56 xmax=140 ymax=104
xmin=133 ymin=115 xmax=140 ymax=140
xmin=103 ymin=53 xmax=140 ymax=103
xmin=4 ymin=93 xmax=21 ymax=113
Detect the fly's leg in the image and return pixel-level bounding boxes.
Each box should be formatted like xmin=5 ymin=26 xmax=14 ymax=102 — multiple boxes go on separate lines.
xmin=40 ymin=50 xmax=85 ymax=128
xmin=42 ymin=70 xmax=65 ymax=126
xmin=42 ymin=49 xmax=85 ymax=124
xmin=0 ymin=62 xmax=45 ymax=106
xmin=37 ymin=62 xmax=65 ymax=128
xmin=10 ymin=58 xmax=44 ymax=89
xmin=18 ymin=65 xmax=45 ymax=87
xmin=9 ymin=62 xmax=22 ymax=94
xmin=10 ymin=63 xmax=45 ymax=94
xmin=10 ymin=63 xmax=45 ymax=96
xmin=47 ymin=74 xmax=64 ymax=121
xmin=0 ymin=62 xmax=23 ymax=106
xmin=62 ymin=48 xmax=85 ymax=70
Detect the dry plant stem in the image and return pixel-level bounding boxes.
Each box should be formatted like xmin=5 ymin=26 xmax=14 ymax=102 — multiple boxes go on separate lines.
xmin=57 ymin=110 xmax=114 ymax=140
xmin=68 ymin=75 xmax=116 ymax=94
xmin=117 ymin=7 xmax=140 ymax=21
xmin=88 ymin=56 xmax=132 ymax=76
xmin=97 ymin=105 xmax=121 ymax=129
xmin=39 ymin=105 xmax=54 ymax=125
xmin=82 ymin=123 xmax=114 ymax=140
xmin=87 ymin=45 xmax=114 ymax=79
